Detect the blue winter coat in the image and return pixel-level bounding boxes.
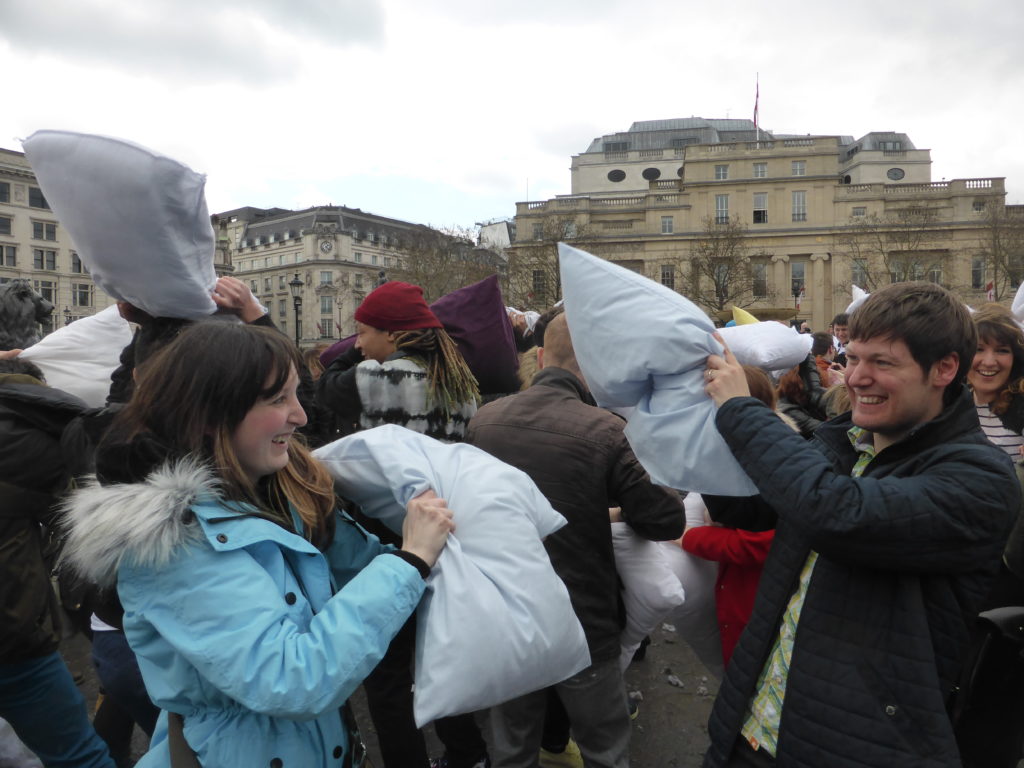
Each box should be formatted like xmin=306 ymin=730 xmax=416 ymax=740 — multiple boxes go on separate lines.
xmin=62 ymin=459 xmax=426 ymax=767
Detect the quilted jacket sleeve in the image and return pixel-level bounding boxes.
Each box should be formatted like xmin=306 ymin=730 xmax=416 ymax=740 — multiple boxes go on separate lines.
xmin=714 ymin=397 xmax=1017 ymax=574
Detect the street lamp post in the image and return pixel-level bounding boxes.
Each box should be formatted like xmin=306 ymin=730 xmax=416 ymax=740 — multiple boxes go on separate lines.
xmin=63 ymin=306 xmax=72 ymax=326
xmin=288 ymin=273 xmax=303 ymax=347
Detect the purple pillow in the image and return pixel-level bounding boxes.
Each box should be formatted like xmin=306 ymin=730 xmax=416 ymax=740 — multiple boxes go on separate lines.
xmin=320 ymin=275 xmax=520 ymax=395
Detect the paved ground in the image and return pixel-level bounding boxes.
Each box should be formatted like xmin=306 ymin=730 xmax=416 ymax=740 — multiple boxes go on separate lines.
xmin=55 ymin=620 xmax=718 ymax=766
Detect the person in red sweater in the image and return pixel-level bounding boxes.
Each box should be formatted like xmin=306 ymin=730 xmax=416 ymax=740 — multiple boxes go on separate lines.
xmin=680 ymin=366 xmax=790 ymax=665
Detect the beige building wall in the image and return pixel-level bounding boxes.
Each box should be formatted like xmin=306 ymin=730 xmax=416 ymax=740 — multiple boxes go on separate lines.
xmin=514 ymin=134 xmax=1006 ymax=331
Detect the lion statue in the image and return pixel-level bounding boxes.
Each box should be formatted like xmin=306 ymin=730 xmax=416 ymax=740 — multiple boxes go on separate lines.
xmin=0 ymin=279 xmax=54 ymax=350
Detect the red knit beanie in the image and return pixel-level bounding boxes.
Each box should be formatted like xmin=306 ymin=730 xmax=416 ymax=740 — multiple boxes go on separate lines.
xmin=354 ymin=281 xmax=442 ymax=331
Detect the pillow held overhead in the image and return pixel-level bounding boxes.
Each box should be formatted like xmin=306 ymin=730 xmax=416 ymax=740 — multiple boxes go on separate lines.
xmin=22 ymin=130 xmax=218 ymax=319
xmin=557 ymin=243 xmax=756 ymax=496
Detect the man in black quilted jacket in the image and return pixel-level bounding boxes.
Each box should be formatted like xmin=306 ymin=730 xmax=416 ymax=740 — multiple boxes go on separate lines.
xmin=701 ymin=282 xmax=1018 ymax=768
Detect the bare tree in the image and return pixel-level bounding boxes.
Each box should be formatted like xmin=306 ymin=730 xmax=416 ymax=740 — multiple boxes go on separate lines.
xmin=835 ymin=207 xmax=955 ymax=292
xmin=504 ymin=214 xmax=591 ymax=311
xmin=676 ymin=216 xmax=771 ymax=314
xmin=388 ymin=225 xmax=502 ymax=303
xmin=974 ymin=203 xmax=1024 ymax=301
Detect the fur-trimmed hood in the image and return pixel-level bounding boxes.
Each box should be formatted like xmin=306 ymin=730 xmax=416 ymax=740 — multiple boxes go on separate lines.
xmin=60 ymin=458 xmax=219 ymax=589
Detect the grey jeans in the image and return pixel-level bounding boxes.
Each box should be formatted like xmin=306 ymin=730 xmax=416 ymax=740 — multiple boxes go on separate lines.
xmin=486 ymin=658 xmax=630 ymax=768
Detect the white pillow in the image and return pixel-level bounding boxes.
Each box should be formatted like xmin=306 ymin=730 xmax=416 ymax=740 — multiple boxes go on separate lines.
xmin=558 ymin=243 xmax=757 ymax=496
xmin=717 ymin=321 xmax=812 ymax=371
xmin=19 ymin=305 xmax=132 ymax=407
xmin=313 ymin=425 xmax=591 ymax=726
xmin=612 ymin=521 xmax=686 ymax=670
xmin=22 ymin=130 xmax=218 ymax=319
xmin=846 ymin=285 xmax=869 ymax=315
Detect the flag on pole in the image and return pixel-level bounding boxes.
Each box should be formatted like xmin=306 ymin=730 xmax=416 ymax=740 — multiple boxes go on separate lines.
xmin=753 ymin=75 xmax=760 ymax=139
xmin=986 ymin=281 xmax=995 ymax=301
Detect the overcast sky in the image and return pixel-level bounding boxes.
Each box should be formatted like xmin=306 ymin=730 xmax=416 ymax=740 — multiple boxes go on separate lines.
xmin=2 ymin=0 xmax=1022 ymax=230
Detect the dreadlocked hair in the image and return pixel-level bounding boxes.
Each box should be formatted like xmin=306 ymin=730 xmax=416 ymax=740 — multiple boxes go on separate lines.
xmin=392 ymin=327 xmax=480 ymax=415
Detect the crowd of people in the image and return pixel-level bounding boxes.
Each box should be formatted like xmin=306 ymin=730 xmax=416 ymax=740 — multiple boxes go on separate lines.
xmin=2 ymin=272 xmax=1023 ymax=768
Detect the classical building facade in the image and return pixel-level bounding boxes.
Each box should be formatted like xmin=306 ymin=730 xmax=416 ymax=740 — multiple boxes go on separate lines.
xmin=512 ymin=118 xmax=1009 ymax=328
xmin=216 ymin=205 xmax=429 ymax=345
xmin=0 ymin=148 xmax=118 ymax=332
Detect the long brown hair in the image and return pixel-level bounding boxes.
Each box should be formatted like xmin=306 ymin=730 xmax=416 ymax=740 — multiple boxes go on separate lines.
xmin=392 ymin=327 xmax=480 ymax=414
xmin=109 ymin=322 xmax=335 ymax=546
xmin=972 ymin=302 xmax=1024 ymax=416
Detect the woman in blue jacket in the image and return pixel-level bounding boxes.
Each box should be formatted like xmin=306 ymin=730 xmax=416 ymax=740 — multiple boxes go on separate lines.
xmin=62 ymin=322 xmax=453 ymax=767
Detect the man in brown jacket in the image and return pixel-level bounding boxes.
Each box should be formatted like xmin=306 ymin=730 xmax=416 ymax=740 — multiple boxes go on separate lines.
xmin=466 ymin=312 xmax=685 ymax=768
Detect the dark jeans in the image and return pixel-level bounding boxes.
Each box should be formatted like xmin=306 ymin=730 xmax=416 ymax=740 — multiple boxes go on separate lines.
xmin=363 ymin=616 xmax=488 ymax=768
xmin=91 ymin=630 xmax=159 ymax=736
xmin=0 ymin=651 xmax=114 ymax=768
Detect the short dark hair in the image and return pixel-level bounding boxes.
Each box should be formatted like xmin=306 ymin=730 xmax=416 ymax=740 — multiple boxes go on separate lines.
xmin=848 ymin=283 xmax=975 ymax=390
xmin=533 ymin=304 xmax=565 ymax=348
xmin=811 ymin=332 xmax=834 ymax=357
xmin=831 ymin=313 xmax=849 ymax=327
xmin=0 ymin=357 xmax=45 ymax=380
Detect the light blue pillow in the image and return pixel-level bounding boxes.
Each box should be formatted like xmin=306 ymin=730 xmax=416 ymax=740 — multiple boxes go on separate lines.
xmin=558 ymin=243 xmax=757 ymax=496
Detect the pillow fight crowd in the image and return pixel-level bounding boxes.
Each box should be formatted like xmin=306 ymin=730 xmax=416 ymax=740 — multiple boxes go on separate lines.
xmin=2 ymin=131 xmax=1023 ymax=768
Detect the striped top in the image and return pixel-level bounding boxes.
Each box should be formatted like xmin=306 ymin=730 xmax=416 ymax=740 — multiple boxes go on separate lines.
xmin=975 ymin=402 xmax=1024 ymax=457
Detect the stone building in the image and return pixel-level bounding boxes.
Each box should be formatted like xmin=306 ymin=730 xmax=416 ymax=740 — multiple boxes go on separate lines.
xmin=512 ymin=118 xmax=1010 ymax=328
xmin=216 ymin=205 xmax=430 ymax=345
xmin=0 ymin=148 xmax=117 ymax=332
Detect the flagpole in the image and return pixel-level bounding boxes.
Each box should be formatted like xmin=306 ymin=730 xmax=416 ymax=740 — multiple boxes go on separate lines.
xmin=754 ymin=73 xmax=760 ymax=147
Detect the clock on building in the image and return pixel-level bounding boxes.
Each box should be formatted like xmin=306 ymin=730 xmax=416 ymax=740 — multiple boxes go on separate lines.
xmin=319 ymin=240 xmax=333 ymax=254
xmin=886 ymin=168 xmax=906 ymax=181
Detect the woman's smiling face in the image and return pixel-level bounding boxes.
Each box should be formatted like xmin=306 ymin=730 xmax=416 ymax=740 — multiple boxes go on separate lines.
xmin=969 ymin=337 xmax=1014 ymax=405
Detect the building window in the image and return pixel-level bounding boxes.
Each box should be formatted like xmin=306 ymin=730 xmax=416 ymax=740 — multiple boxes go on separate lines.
xmin=714 ymin=164 xmax=729 ymax=180
xmin=973 ymin=201 xmax=986 ymax=213
xmin=972 ymin=257 xmax=985 ymax=290
xmin=928 ymin=265 xmax=942 ymax=284
xmin=71 ymin=252 xmax=83 ymax=273
xmin=354 ymin=273 xmax=364 ymax=290
xmin=791 ymin=261 xmax=806 ymax=299
xmin=660 ymin=264 xmax=676 ymax=289
xmin=320 ymin=318 xmax=333 ymax=338
xmin=278 ymin=275 xmax=286 ymax=289
xmin=753 ymin=193 xmax=768 ymax=224
xmin=792 ymin=191 xmax=807 ymax=222
xmin=0 ymin=217 xmax=10 ymax=236
xmin=532 ymin=269 xmax=547 ymax=302
xmin=852 ymin=259 xmax=868 ymax=287
xmin=852 ymin=206 xmax=867 ymax=217
xmin=532 ymin=223 xmax=544 ymax=240
xmin=264 ymin=277 xmax=271 ymax=292
xmin=752 ymin=262 xmax=768 ymax=298
xmin=0 ymin=182 xmax=9 ymax=203
xmin=33 ymin=249 xmax=57 ymax=270
xmin=279 ymin=299 xmax=287 ymax=318
xmin=0 ymin=245 xmax=15 ymax=266
xmin=715 ymin=194 xmax=729 ymax=224
xmin=752 ymin=162 xmax=767 ymax=179
xmin=72 ymin=283 xmax=93 ymax=307
xmin=28 ymin=187 xmax=50 ymax=209
xmin=34 ymin=279 xmax=56 ymax=303
xmin=354 ymin=252 xmax=363 ymax=263
xmin=879 ymin=140 xmax=902 ymax=151
xmin=661 ymin=216 xmax=674 ymax=234
xmin=33 ymin=222 xmax=57 ymax=241
xmin=320 ymin=295 xmax=333 ymax=314
xmin=250 ymin=280 xmax=258 ymax=292
xmin=791 ymin=161 xmax=806 ymax=177
xmin=319 ymin=270 xmax=332 ymax=285
xmin=371 ymin=254 xmax=378 ymax=266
